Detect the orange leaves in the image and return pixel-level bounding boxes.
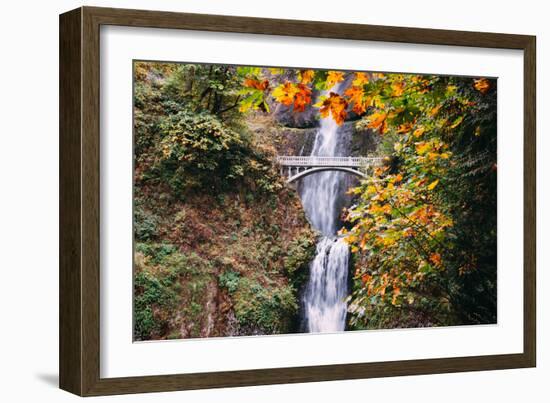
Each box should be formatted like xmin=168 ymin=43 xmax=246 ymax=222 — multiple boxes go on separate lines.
xmin=391 ymin=286 xmax=401 ymax=305
xmin=344 ymin=85 xmax=369 ymax=115
xmin=473 ymin=78 xmax=491 ymax=94
xmin=319 ymin=92 xmax=348 ymax=125
xmin=353 ymin=72 xmax=370 ymax=86
xmin=428 ymin=105 xmax=441 ymax=117
xmin=272 ymin=82 xmax=312 ymax=112
xmin=272 ymin=82 xmax=298 ymax=105
xmin=365 ymin=111 xmax=388 ymax=134
xmin=326 ymin=70 xmax=345 ymax=88
xmin=429 ymin=252 xmax=442 ymax=267
xmin=397 ymin=121 xmax=414 ymax=134
xmin=293 ymin=84 xmax=313 ymax=112
xmin=413 ymin=127 xmax=426 ymax=138
xmin=298 ymin=69 xmax=315 ymax=84
xmin=409 ymin=205 xmax=434 ymax=226
xmin=391 ymin=80 xmax=405 ymax=97
xmin=243 ymin=78 xmax=269 ymax=91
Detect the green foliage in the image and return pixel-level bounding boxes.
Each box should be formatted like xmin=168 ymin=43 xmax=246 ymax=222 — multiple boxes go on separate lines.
xmin=283 ymin=232 xmax=317 ymax=289
xmin=232 ymin=276 xmax=298 ymax=334
xmin=134 ymin=269 xmax=177 ymax=340
xmin=218 ymin=271 xmax=240 ymax=294
xmin=156 ymin=108 xmax=249 ymax=191
xmin=134 ymin=205 xmax=159 ymax=241
xmin=133 ymin=244 xmax=215 ymax=340
xmin=135 ymin=242 xmax=178 ymax=265
xmin=133 ymin=61 xmax=282 ymax=198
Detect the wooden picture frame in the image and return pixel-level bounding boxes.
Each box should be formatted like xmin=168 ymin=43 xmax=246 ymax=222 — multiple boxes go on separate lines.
xmin=59 ymin=6 xmax=536 ymax=396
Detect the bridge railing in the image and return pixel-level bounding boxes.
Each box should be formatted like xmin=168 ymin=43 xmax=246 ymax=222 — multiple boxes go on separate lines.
xmin=276 ymin=156 xmax=383 ymax=167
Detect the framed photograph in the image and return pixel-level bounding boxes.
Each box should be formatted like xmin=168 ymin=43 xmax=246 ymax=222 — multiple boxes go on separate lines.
xmin=59 ymin=6 xmax=536 ymax=396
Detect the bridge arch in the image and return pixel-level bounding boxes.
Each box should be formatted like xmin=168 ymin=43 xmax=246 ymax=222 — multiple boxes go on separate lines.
xmin=287 ymin=166 xmax=366 ymax=183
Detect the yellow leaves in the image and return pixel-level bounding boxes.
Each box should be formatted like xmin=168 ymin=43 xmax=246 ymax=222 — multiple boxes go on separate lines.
xmin=415 ymin=141 xmax=431 ymax=155
xmin=391 ymin=80 xmax=405 ymax=97
xmin=369 ymin=203 xmax=391 ymax=215
xmin=243 ymin=78 xmax=269 ymax=91
xmin=353 ymin=72 xmax=370 ymax=86
xmin=446 ymin=84 xmax=457 ymax=95
xmin=272 ymin=82 xmax=312 ymax=112
xmin=268 ymin=67 xmax=284 ymax=75
xmin=272 ymin=82 xmax=298 ymax=105
xmin=319 ymin=92 xmax=348 ymax=125
xmin=298 ymin=69 xmax=314 ymax=84
xmin=366 ymin=185 xmax=377 ymax=195
xmin=326 ymin=70 xmax=345 ymax=88
xmin=365 ymin=111 xmax=388 ymax=134
xmin=473 ymin=78 xmax=491 ymax=94
xmin=413 ymin=127 xmax=426 ymax=138
xmin=427 ymin=179 xmax=439 ymax=190
xmin=450 ymin=116 xmax=464 ymax=129
xmin=375 ymin=233 xmax=397 ymax=248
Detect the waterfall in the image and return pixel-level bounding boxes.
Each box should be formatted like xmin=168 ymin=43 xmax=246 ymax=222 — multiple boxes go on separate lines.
xmin=299 ymin=89 xmax=351 ymax=333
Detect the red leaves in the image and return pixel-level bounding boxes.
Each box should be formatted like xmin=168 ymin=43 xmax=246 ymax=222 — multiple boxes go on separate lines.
xmin=293 ymin=84 xmax=313 ymax=112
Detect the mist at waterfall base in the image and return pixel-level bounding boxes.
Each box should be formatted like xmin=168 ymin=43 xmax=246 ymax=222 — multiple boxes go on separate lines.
xmin=299 ymin=104 xmax=353 ymax=334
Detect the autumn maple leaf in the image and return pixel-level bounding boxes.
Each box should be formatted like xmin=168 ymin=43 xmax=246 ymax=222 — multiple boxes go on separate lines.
xmin=272 ymin=82 xmax=312 ymax=112
xmin=326 ymin=71 xmax=345 ymax=88
xmin=293 ymin=83 xmax=312 ymax=112
xmin=299 ymin=69 xmax=315 ymax=84
xmin=272 ymin=82 xmax=299 ymax=106
xmin=353 ymin=72 xmax=370 ymax=86
xmin=243 ymin=78 xmax=269 ymax=91
xmin=473 ymin=78 xmax=491 ymax=94
xmin=391 ymin=80 xmax=405 ymax=97
xmin=319 ymin=92 xmax=348 ymax=125
xmin=365 ymin=111 xmax=388 ymax=134
xmin=344 ymin=86 xmax=369 ymax=115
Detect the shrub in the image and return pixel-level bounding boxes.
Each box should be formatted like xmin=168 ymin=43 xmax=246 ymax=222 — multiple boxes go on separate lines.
xmin=233 ymin=276 xmax=298 ymax=334
xmin=218 ymin=271 xmax=241 ymax=294
xmin=134 ymin=206 xmax=158 ymax=241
